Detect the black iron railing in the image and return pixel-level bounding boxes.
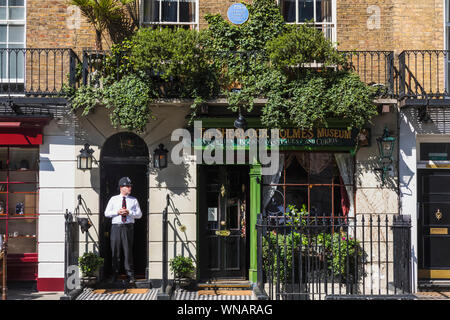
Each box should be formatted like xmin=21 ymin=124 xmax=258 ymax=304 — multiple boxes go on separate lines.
xmin=256 ymin=213 xmax=412 ymax=300
xmin=80 ymin=49 xmax=398 ymax=98
xmin=398 ymin=50 xmax=450 ymax=99
xmin=0 ymin=48 xmax=79 ymax=97
xmin=82 ymin=50 xmax=110 ymax=87
xmin=341 ymin=51 xmax=395 ymax=98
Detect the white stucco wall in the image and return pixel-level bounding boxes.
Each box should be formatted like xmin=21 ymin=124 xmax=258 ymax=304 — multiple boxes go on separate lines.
xmin=71 ymin=104 xmax=196 ymax=282
xmin=399 ymin=106 xmax=450 ymax=292
xmin=38 ymin=115 xmax=77 ymax=282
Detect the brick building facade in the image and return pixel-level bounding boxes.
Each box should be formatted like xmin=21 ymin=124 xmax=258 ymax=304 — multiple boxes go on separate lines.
xmin=0 ymin=0 xmax=448 ymax=296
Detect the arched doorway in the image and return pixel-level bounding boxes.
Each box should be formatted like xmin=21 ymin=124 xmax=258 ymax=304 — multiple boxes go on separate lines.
xmin=99 ymin=132 xmax=149 ymax=280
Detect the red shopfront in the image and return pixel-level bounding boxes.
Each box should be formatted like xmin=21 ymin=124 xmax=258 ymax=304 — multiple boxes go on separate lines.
xmin=0 ymin=117 xmax=49 ymax=282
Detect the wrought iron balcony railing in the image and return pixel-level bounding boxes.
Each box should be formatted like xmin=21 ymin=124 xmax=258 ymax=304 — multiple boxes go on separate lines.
xmin=398 ymin=50 xmax=450 ymax=100
xmin=0 ymin=48 xmax=79 ymax=98
xmin=341 ymin=51 xmax=395 ymax=98
xmin=80 ymin=49 xmax=397 ymax=99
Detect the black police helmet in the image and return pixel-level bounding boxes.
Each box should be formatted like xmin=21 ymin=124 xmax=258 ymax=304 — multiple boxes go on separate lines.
xmin=118 ymin=177 xmax=133 ymax=187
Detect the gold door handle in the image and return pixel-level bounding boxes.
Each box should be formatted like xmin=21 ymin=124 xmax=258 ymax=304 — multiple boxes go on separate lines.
xmin=221 ymin=184 xmax=226 ymax=197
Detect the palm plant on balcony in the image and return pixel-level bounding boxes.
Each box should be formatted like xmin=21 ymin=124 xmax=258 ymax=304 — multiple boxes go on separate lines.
xmin=69 ymin=0 xmax=138 ymax=50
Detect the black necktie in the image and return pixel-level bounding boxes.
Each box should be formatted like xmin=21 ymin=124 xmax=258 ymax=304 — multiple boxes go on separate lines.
xmin=122 ymin=197 xmax=127 ymax=223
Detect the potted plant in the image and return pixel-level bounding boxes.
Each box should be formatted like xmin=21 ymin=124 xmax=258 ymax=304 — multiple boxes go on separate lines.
xmin=169 ymin=255 xmax=195 ymax=289
xmin=78 ymin=252 xmax=104 ymax=288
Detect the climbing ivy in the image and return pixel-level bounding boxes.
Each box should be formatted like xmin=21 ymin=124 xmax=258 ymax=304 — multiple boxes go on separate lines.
xmin=66 ymin=0 xmax=378 ymax=133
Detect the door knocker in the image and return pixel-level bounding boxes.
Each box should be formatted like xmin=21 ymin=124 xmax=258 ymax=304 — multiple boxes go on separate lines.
xmin=435 ymin=209 xmax=443 ymax=221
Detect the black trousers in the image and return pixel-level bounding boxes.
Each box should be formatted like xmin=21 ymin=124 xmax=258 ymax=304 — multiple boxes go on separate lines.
xmin=110 ymin=224 xmax=134 ymax=278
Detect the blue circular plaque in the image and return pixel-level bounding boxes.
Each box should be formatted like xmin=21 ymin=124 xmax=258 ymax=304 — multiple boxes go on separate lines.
xmin=227 ymin=3 xmax=249 ymax=25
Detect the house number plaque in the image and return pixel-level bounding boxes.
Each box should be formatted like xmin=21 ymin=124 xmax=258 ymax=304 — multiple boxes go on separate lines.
xmin=430 ymin=228 xmax=448 ymax=235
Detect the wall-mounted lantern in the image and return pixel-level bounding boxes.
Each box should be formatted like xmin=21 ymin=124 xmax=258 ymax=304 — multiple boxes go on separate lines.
xmin=153 ymin=144 xmax=169 ymax=169
xmin=77 ymin=143 xmax=95 ymax=170
xmin=234 ymin=109 xmax=247 ymax=130
xmin=376 ymin=126 xmax=396 ymax=185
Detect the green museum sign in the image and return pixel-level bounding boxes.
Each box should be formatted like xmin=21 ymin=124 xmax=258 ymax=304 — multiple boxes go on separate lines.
xmin=194 ymin=127 xmax=370 ymax=150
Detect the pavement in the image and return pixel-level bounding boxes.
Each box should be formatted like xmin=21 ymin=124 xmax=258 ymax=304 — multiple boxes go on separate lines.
xmin=4 ymin=281 xmax=450 ymax=300
xmin=4 ymin=282 xmax=65 ymax=300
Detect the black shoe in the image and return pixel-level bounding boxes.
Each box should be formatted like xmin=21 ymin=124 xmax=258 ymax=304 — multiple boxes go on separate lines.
xmin=128 ymin=275 xmax=136 ymax=286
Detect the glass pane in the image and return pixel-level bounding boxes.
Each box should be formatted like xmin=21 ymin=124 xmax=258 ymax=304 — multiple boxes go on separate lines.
xmin=307 ymin=153 xmax=334 ymax=183
xmin=298 ymin=0 xmax=314 ymax=22
xmin=9 ymin=7 xmax=24 ymax=20
xmin=0 ymin=25 xmax=6 ymax=42
xmin=420 ymin=143 xmax=450 ymax=160
xmin=0 ymin=45 xmax=6 ymax=79
xmin=0 ymin=222 xmax=6 ymax=250
xmin=0 ymin=1 xmax=6 ymax=6
xmin=310 ymin=186 xmax=332 ymax=217
xmin=285 ymin=186 xmax=308 ymax=214
xmin=179 ymin=0 xmax=195 ymax=22
xmin=9 ymin=148 xmax=39 ymax=172
xmin=285 ymin=153 xmax=308 ymax=184
xmin=9 ymin=0 xmax=24 ymax=6
xmin=8 ymin=25 xmax=24 ymax=42
xmin=0 ymin=8 xmax=6 ymax=20
xmin=161 ymin=0 xmax=178 ymax=22
xmin=7 ymin=47 xmax=24 ymax=79
xmin=316 ymin=0 xmax=332 ymax=22
xmin=281 ymin=0 xmax=296 ymax=23
xmin=144 ymin=0 xmax=159 ymax=22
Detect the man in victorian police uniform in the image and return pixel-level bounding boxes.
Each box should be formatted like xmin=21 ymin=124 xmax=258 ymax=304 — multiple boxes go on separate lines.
xmin=105 ymin=177 xmax=142 ymax=285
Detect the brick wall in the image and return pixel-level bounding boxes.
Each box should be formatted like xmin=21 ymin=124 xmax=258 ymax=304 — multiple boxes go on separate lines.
xmin=336 ymin=0 xmax=444 ymax=52
xmin=23 ymin=1 xmax=446 ymax=53
xmin=26 ymin=0 xmax=104 ymax=54
xmin=198 ymin=0 xmax=251 ymax=30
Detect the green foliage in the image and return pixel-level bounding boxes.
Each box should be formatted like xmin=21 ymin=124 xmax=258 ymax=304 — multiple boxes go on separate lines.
xmin=266 ymin=24 xmax=345 ymax=70
xmin=103 ymin=73 xmax=156 ymax=132
xmin=169 ymin=255 xmax=195 ymax=279
xmin=263 ymin=229 xmax=363 ymax=283
xmin=323 ymin=232 xmax=363 ymax=279
xmin=78 ymin=252 xmax=104 ymax=277
xmin=68 ymin=0 xmax=378 ymax=132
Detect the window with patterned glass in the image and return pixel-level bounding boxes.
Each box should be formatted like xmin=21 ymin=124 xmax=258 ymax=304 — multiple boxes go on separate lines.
xmin=280 ymin=0 xmax=335 ymax=42
xmin=142 ymin=0 xmax=197 ymax=29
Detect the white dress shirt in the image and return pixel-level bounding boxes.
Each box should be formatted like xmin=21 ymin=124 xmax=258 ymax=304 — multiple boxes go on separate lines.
xmin=105 ymin=194 xmax=142 ymax=224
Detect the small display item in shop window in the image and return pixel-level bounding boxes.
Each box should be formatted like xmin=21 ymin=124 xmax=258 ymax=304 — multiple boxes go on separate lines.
xmin=0 ymin=234 xmax=3 ymax=250
xmin=15 ymin=202 xmax=24 ymax=215
xmin=0 ymin=201 xmax=4 ymax=214
xmin=0 ymin=184 xmax=5 ymax=192
xmin=19 ymin=159 xmax=29 ymax=171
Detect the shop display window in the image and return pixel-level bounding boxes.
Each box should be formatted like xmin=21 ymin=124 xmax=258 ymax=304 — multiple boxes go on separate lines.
xmin=262 ymin=152 xmax=354 ymax=223
xmin=0 ymin=146 xmax=38 ymax=281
